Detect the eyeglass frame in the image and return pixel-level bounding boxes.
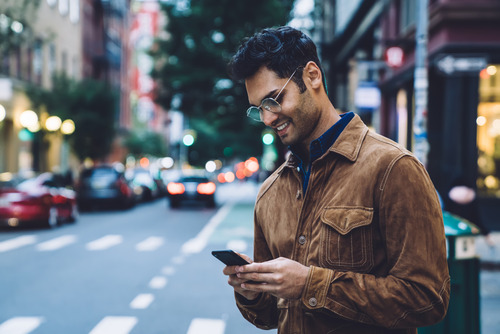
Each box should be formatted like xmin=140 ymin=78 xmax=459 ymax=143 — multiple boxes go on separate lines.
xmin=246 ymin=67 xmax=301 ymax=122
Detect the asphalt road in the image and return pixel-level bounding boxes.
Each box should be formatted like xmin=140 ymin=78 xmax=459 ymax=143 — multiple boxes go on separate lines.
xmin=1 ymin=181 xmax=499 ymax=333
xmin=0 ymin=182 xmax=270 ymax=334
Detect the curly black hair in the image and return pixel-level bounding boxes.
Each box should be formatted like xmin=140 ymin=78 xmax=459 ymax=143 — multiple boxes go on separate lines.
xmin=228 ymin=26 xmax=323 ymax=93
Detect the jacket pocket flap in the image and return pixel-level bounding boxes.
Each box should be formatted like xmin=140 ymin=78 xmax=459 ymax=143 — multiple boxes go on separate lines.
xmin=321 ymin=207 xmax=373 ymax=235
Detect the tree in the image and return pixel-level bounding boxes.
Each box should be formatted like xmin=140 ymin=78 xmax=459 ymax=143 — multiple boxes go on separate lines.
xmin=27 ymin=75 xmax=117 ymax=163
xmin=151 ymin=0 xmax=294 ymax=166
xmin=0 ymin=0 xmax=39 ymax=55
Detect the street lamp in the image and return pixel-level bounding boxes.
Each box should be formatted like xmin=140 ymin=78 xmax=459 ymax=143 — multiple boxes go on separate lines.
xmin=19 ymin=110 xmax=40 ymax=132
xmin=0 ymin=104 xmax=5 ymax=122
xmin=61 ymin=119 xmax=75 ymax=135
xmin=45 ymin=115 xmax=62 ymax=132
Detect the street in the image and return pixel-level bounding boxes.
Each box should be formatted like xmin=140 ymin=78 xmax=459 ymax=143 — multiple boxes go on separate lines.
xmin=0 ymin=182 xmax=271 ymax=334
xmin=1 ymin=182 xmax=499 ymax=334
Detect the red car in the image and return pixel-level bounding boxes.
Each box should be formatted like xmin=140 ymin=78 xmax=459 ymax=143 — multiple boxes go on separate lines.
xmin=0 ymin=172 xmax=78 ymax=228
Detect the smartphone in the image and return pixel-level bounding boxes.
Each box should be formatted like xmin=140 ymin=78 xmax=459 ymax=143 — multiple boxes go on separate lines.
xmin=211 ymin=250 xmax=250 ymax=266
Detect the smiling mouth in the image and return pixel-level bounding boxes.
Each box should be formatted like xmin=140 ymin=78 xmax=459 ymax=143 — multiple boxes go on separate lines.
xmin=276 ymin=122 xmax=289 ymax=131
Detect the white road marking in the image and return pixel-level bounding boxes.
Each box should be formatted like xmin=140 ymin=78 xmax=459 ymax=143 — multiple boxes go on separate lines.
xmin=186 ymin=318 xmax=226 ymax=334
xmin=129 ymin=293 xmax=155 ymax=309
xmin=0 ymin=317 xmax=44 ymax=334
xmin=181 ymin=203 xmax=233 ymax=255
xmin=0 ymin=236 xmax=37 ymax=253
xmin=162 ymin=266 xmax=176 ymax=275
xmin=149 ymin=276 xmax=167 ymax=289
xmin=226 ymin=239 xmax=248 ymax=253
xmin=89 ymin=316 xmax=137 ymax=334
xmin=135 ymin=236 xmax=164 ymax=251
xmin=36 ymin=235 xmax=77 ymax=251
xmin=86 ymin=235 xmax=123 ymax=251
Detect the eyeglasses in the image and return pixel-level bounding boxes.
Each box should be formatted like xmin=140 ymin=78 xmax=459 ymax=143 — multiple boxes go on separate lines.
xmin=246 ymin=68 xmax=300 ymax=122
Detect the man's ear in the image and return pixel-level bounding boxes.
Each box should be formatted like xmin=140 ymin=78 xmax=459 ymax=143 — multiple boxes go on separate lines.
xmin=303 ymin=61 xmax=322 ymax=90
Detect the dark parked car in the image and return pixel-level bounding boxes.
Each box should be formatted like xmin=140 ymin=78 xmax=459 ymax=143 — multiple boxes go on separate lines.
xmin=0 ymin=172 xmax=78 ymax=228
xmin=167 ymin=175 xmax=216 ymax=208
xmin=76 ymin=165 xmax=135 ymax=210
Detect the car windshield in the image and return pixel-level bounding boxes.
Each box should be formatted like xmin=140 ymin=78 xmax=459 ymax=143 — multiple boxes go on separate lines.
xmin=180 ymin=177 xmax=209 ymax=183
xmin=82 ymin=168 xmax=119 ymax=181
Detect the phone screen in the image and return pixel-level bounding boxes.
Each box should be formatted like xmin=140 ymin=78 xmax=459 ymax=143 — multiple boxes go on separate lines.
xmin=211 ymin=250 xmax=250 ymax=266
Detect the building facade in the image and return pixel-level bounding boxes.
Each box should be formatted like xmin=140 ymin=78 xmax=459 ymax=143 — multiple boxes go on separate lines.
xmin=0 ymin=0 xmax=82 ymax=174
xmin=319 ymin=0 xmax=500 ymax=229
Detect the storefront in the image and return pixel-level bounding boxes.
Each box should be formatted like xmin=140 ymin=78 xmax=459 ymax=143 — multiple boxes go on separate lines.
xmin=477 ymin=65 xmax=500 ymax=197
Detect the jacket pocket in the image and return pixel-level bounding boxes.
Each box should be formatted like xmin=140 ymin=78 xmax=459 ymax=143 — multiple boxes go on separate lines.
xmin=320 ymin=207 xmax=374 ymax=272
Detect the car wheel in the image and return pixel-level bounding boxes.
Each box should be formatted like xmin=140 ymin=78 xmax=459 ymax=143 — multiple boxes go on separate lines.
xmin=47 ymin=207 xmax=59 ymax=228
xmin=170 ymin=199 xmax=180 ymax=209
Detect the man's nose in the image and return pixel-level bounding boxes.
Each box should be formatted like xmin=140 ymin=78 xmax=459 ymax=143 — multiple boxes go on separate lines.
xmin=261 ymin=110 xmax=279 ymax=127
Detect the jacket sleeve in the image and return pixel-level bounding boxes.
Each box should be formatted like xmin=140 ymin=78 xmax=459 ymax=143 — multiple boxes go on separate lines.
xmin=301 ymin=155 xmax=450 ymax=328
xmin=235 ymin=211 xmax=279 ymax=330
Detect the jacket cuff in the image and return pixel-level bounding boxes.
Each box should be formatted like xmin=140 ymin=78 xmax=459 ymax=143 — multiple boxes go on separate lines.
xmin=301 ymin=265 xmax=333 ymax=310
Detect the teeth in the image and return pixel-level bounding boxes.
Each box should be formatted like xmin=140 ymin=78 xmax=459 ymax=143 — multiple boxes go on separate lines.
xmin=277 ymin=122 xmax=288 ymax=131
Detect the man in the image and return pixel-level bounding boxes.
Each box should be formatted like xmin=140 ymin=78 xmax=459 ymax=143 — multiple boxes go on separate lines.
xmin=222 ymin=26 xmax=450 ymax=333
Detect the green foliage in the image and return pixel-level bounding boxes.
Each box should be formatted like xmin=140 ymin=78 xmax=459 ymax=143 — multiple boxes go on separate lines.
xmin=0 ymin=0 xmax=40 ymax=53
xmin=151 ymin=0 xmax=294 ymax=165
xmin=124 ymin=130 xmax=168 ymax=158
xmin=26 ymin=75 xmax=117 ymax=162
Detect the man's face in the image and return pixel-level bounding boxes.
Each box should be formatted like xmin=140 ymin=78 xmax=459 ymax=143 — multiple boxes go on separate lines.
xmin=245 ymin=66 xmax=320 ymax=147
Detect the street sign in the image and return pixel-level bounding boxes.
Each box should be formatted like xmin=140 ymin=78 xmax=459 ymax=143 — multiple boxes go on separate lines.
xmin=355 ymin=82 xmax=381 ymax=110
xmin=436 ymin=55 xmax=487 ymax=75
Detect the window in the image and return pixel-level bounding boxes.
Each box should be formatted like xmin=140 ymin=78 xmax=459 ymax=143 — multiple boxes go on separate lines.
xmin=477 ymin=65 xmax=500 ymax=197
xmin=69 ymin=0 xmax=79 ymax=23
xmin=399 ymin=0 xmax=417 ymax=33
xmin=33 ymin=39 xmax=43 ymax=84
xmin=59 ymin=0 xmax=69 ymax=16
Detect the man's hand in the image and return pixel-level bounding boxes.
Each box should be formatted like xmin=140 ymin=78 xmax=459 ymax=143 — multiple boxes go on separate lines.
xmin=223 ymin=253 xmax=261 ymax=301
xmin=235 ymin=257 xmax=310 ymax=300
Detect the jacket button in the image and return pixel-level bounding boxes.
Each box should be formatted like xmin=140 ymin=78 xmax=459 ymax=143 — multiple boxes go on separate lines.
xmin=296 ymin=166 xmax=300 ymax=172
xmin=298 ymin=235 xmax=306 ymax=245
xmin=309 ymin=297 xmax=318 ymax=307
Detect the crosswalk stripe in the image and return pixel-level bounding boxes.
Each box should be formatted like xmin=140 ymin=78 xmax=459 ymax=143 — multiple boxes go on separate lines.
xmin=36 ymin=235 xmax=77 ymax=251
xmin=186 ymin=318 xmax=225 ymax=334
xmin=89 ymin=316 xmax=137 ymax=334
xmin=129 ymin=293 xmax=155 ymax=309
xmin=86 ymin=235 xmax=123 ymax=251
xmin=135 ymin=236 xmax=164 ymax=251
xmin=0 ymin=236 xmax=37 ymax=253
xmin=149 ymin=276 xmax=167 ymax=289
xmin=0 ymin=317 xmax=44 ymax=334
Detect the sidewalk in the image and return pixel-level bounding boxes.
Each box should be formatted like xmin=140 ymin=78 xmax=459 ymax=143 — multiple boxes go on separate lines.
xmin=476 ymin=232 xmax=500 ymax=269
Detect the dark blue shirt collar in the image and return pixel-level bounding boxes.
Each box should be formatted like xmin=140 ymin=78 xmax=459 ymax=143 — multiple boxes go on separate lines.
xmin=289 ymin=111 xmax=355 ymax=193
xmin=290 ymin=111 xmax=354 ymax=165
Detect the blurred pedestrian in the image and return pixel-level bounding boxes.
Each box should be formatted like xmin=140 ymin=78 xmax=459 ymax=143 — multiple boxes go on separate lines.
xmin=446 ymin=174 xmax=493 ymax=245
xmin=220 ymin=26 xmax=450 ymax=333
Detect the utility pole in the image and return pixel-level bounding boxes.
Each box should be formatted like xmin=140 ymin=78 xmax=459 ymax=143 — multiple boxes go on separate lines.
xmin=413 ymin=0 xmax=430 ymax=166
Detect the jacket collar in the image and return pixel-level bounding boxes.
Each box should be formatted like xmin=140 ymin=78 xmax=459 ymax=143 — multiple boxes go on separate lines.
xmin=284 ymin=113 xmax=368 ymax=168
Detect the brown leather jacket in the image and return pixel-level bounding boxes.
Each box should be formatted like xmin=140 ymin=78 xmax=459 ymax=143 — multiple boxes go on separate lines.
xmin=236 ymin=114 xmax=450 ymax=333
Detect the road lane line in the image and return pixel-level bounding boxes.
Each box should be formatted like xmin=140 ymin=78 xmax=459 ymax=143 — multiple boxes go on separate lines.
xmin=129 ymin=293 xmax=155 ymax=309
xmin=161 ymin=266 xmax=176 ymax=276
xmin=135 ymin=236 xmax=164 ymax=251
xmin=89 ymin=316 xmax=137 ymax=334
xmin=36 ymin=235 xmax=77 ymax=251
xmin=0 ymin=236 xmax=37 ymax=253
xmin=149 ymin=276 xmax=167 ymax=289
xmin=181 ymin=203 xmax=233 ymax=255
xmin=0 ymin=317 xmax=44 ymax=334
xmin=86 ymin=235 xmax=123 ymax=251
xmin=186 ymin=318 xmax=225 ymax=334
